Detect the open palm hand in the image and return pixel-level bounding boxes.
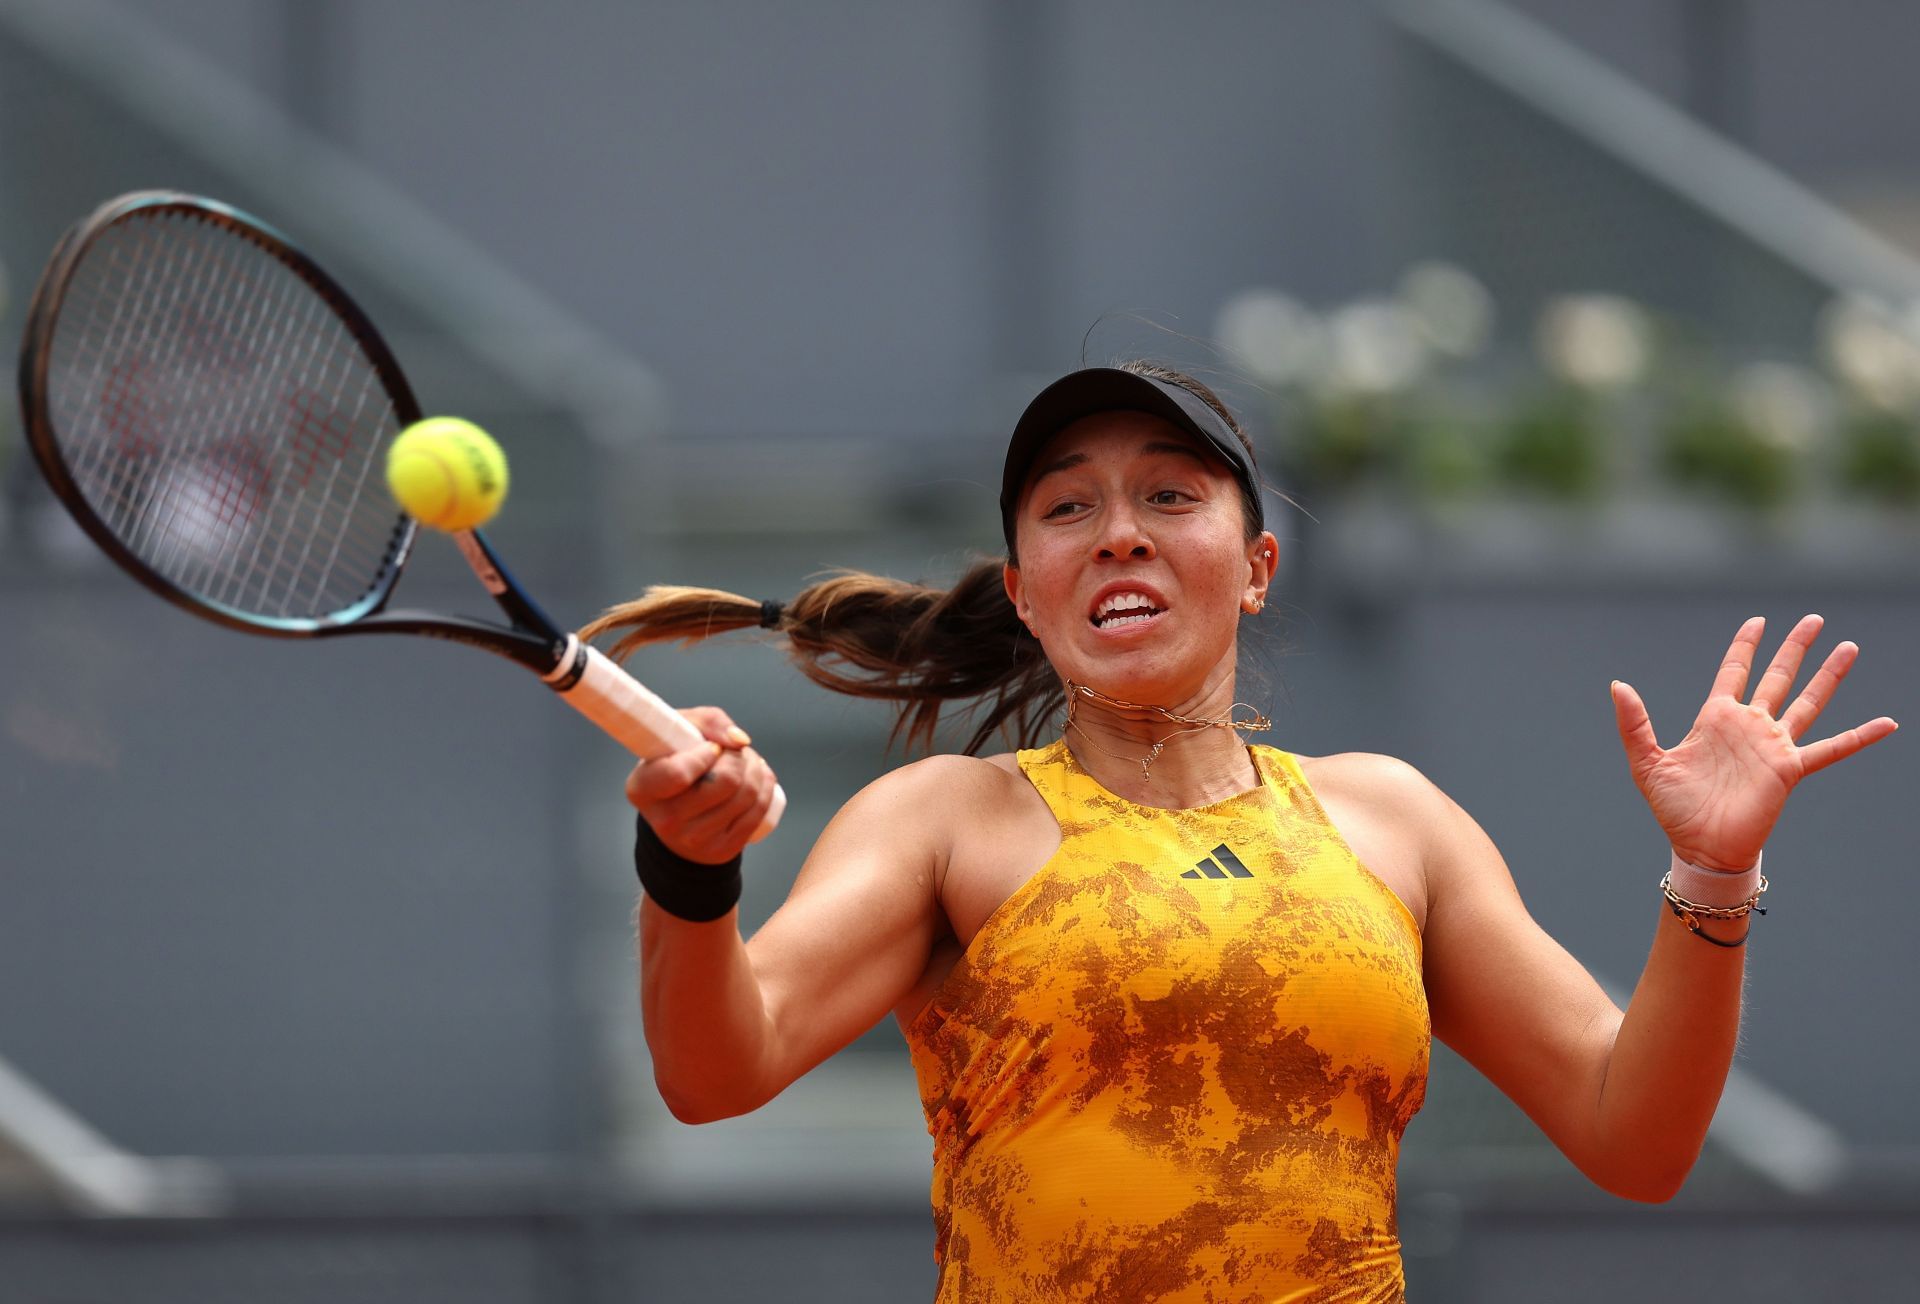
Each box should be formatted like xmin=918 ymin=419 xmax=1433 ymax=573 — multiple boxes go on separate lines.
xmin=1610 ymin=615 xmax=1899 ymax=872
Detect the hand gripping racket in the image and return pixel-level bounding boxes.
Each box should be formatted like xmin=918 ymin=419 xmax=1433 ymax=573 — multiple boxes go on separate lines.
xmin=17 ymin=190 xmax=784 ymax=838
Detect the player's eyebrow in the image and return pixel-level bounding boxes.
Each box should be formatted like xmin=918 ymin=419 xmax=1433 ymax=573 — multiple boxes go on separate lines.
xmin=1139 ymin=440 xmax=1210 ymax=466
xmin=1029 ymin=451 xmax=1088 ymax=484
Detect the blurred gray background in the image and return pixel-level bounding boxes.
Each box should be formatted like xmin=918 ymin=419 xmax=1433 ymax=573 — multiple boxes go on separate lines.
xmin=2 ymin=1 xmax=1917 ymax=1300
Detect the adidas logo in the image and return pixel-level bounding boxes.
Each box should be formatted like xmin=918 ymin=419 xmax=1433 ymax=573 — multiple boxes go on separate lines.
xmin=1180 ymin=844 xmax=1255 ymax=880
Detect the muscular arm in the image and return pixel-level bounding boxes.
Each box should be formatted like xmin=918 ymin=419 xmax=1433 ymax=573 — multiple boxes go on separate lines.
xmin=1593 ymin=900 xmax=1747 ymax=1199
xmin=1411 ymin=618 xmax=1888 ymax=1201
xmin=1403 ymin=760 xmax=1742 ymax=1202
xmin=639 ymin=755 xmax=973 ymax=1123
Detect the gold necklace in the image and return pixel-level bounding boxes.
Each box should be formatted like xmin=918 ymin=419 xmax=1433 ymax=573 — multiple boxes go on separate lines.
xmin=1063 ymin=680 xmax=1271 ymax=781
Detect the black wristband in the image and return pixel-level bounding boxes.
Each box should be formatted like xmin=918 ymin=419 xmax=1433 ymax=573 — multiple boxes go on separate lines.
xmin=634 ymin=811 xmax=742 ymax=922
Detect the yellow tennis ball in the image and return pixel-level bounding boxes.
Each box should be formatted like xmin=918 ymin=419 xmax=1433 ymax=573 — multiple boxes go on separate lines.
xmin=385 ymin=417 xmax=509 ymax=531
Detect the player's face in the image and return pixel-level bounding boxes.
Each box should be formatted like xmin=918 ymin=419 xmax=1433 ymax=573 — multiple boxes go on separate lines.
xmin=1003 ymin=413 xmax=1272 ymax=707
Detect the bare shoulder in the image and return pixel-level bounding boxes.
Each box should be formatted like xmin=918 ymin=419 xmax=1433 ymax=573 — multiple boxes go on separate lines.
xmin=1296 ymin=749 xmax=1494 ymax=848
xmin=1295 ymin=749 xmax=1438 ymax=805
xmin=1291 ymin=750 xmax=1450 ymax=930
xmin=1297 ymin=750 xmax=1522 ymax=919
xmin=840 ymin=750 xmax=1032 ymax=815
xmin=813 ymin=749 xmax=1057 ymax=1009
xmin=790 ymin=753 xmax=1032 ymax=930
xmin=814 ymin=751 xmax=1040 ymax=866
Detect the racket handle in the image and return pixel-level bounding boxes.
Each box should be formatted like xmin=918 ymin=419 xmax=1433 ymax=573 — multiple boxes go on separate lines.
xmin=547 ymin=639 xmax=785 ymax=841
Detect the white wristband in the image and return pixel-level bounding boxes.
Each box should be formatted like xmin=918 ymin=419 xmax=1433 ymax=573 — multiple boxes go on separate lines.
xmin=1667 ymin=848 xmax=1763 ymax=906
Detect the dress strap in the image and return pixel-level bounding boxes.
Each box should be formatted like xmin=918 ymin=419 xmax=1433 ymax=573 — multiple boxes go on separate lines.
xmin=1013 ymin=739 xmax=1080 ymax=825
xmin=1255 ymin=745 xmax=1339 ymax=828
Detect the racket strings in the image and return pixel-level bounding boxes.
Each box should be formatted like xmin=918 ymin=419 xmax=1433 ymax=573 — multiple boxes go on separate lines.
xmin=62 ymin=216 xmax=301 ymax=601
xmin=44 ymin=209 xmax=408 ymax=623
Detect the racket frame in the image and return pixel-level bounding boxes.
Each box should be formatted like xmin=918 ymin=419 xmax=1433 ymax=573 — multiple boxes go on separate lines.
xmin=18 ymin=190 xmax=567 ymax=677
xmin=19 ymin=188 xmax=783 ymax=833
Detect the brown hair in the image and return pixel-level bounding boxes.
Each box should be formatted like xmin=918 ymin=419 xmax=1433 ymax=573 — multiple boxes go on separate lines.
xmin=582 ymin=362 xmax=1259 ymax=755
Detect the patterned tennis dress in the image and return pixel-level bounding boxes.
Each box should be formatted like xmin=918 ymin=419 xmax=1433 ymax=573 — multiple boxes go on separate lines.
xmin=904 ymin=741 xmax=1429 ymax=1302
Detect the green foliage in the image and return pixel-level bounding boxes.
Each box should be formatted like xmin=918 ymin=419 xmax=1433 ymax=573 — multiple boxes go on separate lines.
xmin=1661 ymin=403 xmax=1795 ymax=511
xmin=1836 ymin=410 xmax=1920 ymax=506
xmin=1247 ymin=308 xmax=1915 ymax=518
xmin=1402 ymin=407 xmax=1493 ymax=501
xmin=1290 ymin=393 xmax=1405 ymax=492
xmin=1496 ymin=388 xmax=1604 ymax=501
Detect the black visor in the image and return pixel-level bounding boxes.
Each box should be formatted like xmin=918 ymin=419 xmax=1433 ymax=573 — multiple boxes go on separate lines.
xmin=1000 ymin=367 xmax=1262 ymax=552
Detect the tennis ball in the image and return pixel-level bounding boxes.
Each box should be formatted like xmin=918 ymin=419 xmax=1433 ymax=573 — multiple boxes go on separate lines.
xmin=386 ymin=417 xmax=509 ymax=531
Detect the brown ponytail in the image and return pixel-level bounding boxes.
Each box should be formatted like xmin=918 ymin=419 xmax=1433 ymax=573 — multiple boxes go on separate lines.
xmin=580 ymin=561 xmax=1061 ymax=755
xmin=583 ymin=360 xmax=1263 ymax=757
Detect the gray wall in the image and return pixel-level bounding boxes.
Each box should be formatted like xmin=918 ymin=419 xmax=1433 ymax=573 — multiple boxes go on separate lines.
xmin=100 ymin=0 xmax=1920 ymax=446
xmin=103 ymin=0 xmax=1402 ymax=441
xmin=3 ymin=0 xmax=1913 ymax=1158
xmin=1517 ymin=0 xmax=1920 ymax=188
xmin=0 ymin=574 xmax=595 ymax=1158
xmin=4 ymin=2 xmax=1920 ymax=1298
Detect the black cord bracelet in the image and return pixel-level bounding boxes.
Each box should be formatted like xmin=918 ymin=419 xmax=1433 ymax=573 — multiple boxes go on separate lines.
xmin=634 ymin=811 xmax=742 ymax=921
xmin=1668 ymin=898 xmax=1753 ymax=947
xmin=1682 ymin=920 xmax=1752 ymax=948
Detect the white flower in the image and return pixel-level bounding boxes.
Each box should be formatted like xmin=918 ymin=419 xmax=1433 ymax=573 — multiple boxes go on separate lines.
xmin=1324 ymin=300 xmax=1429 ymax=395
xmin=1730 ymin=362 xmax=1827 ymax=451
xmin=1821 ymin=293 xmax=1920 ymax=410
xmin=1537 ymin=294 xmax=1651 ymax=390
xmin=1398 ymin=260 xmax=1494 ymax=359
xmin=1214 ymin=289 xmax=1326 ymax=388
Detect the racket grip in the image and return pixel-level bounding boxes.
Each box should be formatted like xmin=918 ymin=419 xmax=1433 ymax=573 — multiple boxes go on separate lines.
xmin=548 ymin=640 xmax=785 ymax=841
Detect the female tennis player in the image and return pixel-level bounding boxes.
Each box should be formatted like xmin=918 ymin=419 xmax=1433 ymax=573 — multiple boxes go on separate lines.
xmin=589 ymin=362 xmax=1896 ymax=1302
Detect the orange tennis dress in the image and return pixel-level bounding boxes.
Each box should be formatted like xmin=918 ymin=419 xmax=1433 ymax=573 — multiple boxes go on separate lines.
xmin=904 ymin=741 xmax=1429 ymax=1302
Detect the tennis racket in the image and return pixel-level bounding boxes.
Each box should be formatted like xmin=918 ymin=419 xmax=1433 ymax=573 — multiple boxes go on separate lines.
xmin=17 ymin=190 xmax=784 ymax=838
